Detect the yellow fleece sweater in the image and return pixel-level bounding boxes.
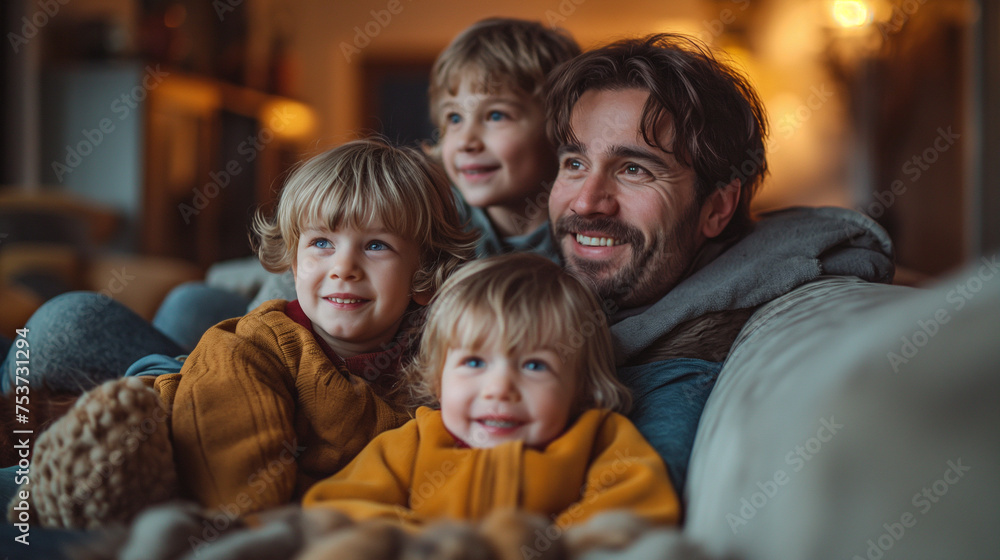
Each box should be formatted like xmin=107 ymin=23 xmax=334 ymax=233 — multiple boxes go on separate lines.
xmin=151 ymin=300 xmax=412 ymax=515
xmin=303 ymin=407 xmax=680 ymax=529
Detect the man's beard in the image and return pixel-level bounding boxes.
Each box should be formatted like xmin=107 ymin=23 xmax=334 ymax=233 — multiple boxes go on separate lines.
xmin=554 ymin=204 xmax=702 ymax=311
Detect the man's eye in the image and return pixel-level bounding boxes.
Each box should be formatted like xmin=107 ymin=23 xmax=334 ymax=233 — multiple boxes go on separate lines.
xmin=624 ymin=163 xmax=647 ymax=175
xmin=366 ymin=241 xmax=388 ymax=251
xmin=562 ymin=158 xmax=582 ymax=171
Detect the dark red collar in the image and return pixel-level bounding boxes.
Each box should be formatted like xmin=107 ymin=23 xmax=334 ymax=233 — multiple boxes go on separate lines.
xmin=285 ymin=300 xmax=402 ymax=382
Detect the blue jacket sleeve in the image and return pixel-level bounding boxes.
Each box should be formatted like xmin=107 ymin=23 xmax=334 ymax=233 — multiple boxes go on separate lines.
xmin=617 ymin=358 xmax=723 ymax=493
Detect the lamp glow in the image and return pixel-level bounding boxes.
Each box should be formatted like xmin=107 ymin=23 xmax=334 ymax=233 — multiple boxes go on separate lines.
xmin=832 ymin=0 xmax=872 ymax=28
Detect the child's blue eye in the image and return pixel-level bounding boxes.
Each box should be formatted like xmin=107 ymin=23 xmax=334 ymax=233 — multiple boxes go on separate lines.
xmin=446 ymin=113 xmax=461 ymax=125
xmin=486 ymin=111 xmax=505 ymax=122
xmin=463 ymin=357 xmax=485 ymax=368
xmin=366 ymin=241 xmax=388 ymax=251
xmin=312 ymin=239 xmax=333 ymax=249
xmin=523 ymin=360 xmax=549 ymax=372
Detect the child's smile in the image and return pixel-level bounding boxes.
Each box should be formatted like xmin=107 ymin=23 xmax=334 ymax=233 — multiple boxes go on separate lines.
xmin=472 ymin=414 xmax=527 ymax=439
xmin=324 ymin=294 xmax=369 ymax=307
xmin=454 ymin=163 xmax=501 ymax=184
xmin=293 ymin=221 xmax=424 ymax=358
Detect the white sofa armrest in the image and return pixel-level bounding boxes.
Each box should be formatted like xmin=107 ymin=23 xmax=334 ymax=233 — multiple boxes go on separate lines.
xmin=685 ymin=267 xmax=1000 ymax=559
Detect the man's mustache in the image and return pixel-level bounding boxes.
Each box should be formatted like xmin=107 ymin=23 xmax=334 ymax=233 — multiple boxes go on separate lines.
xmin=553 ymin=215 xmax=644 ymax=247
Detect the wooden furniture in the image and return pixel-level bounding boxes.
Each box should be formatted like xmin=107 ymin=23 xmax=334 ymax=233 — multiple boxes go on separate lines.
xmin=142 ymin=73 xmax=316 ymax=268
xmin=0 ymin=188 xmax=202 ymax=329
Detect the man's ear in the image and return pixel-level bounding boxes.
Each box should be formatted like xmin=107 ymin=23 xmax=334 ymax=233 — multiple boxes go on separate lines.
xmin=412 ymin=290 xmax=432 ymax=306
xmin=699 ymin=179 xmax=741 ymax=239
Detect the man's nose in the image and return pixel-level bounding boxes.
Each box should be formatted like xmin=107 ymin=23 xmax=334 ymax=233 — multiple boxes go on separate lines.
xmin=569 ymin=173 xmax=619 ymax=217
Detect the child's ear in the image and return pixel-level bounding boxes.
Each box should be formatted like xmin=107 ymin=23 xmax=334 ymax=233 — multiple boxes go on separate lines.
xmin=412 ymin=290 xmax=432 ymax=306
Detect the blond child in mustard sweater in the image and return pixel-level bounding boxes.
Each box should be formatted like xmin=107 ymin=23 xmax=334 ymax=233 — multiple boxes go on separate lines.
xmin=155 ymin=139 xmax=476 ymax=516
xmin=303 ymin=253 xmax=680 ymax=530
xmin=15 ymin=139 xmax=477 ymax=529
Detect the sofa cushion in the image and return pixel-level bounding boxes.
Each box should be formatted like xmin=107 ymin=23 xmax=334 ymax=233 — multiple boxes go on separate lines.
xmin=685 ymin=267 xmax=999 ymax=559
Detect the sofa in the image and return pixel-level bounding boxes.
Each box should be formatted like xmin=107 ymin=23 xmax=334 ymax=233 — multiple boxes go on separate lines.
xmin=2 ymin=258 xmax=997 ymax=560
xmin=685 ymin=265 xmax=999 ymax=559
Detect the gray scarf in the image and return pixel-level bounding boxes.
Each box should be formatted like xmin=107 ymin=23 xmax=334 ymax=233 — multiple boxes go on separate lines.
xmin=611 ymin=206 xmax=895 ymax=364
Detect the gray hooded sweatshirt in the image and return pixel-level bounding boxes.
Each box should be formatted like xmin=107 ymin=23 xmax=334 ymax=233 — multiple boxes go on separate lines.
xmin=611 ymin=206 xmax=895 ymax=492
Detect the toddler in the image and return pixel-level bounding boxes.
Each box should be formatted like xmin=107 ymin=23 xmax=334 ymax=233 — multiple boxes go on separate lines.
xmin=303 ymin=253 xmax=680 ymax=530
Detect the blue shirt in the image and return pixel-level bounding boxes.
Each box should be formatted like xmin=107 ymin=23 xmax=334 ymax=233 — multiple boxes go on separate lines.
xmin=618 ymin=358 xmax=724 ymax=493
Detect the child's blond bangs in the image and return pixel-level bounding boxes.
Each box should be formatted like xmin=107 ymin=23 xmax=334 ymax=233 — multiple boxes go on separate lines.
xmin=253 ymin=139 xmax=477 ymax=296
xmin=292 ymin=164 xmax=431 ymax=245
xmin=438 ymin=285 xmax=574 ymax=364
xmin=427 ymin=18 xmax=581 ymax=129
xmin=406 ymin=254 xmax=632 ymax=414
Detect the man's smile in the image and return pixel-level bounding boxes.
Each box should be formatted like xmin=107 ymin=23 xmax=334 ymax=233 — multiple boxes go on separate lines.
xmin=575 ymin=233 xmax=626 ymax=247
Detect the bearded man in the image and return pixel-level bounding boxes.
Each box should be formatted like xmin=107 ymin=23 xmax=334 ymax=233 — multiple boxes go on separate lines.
xmin=546 ymin=34 xmax=894 ymax=490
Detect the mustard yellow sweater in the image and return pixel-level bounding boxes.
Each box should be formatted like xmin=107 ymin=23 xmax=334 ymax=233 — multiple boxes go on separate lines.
xmin=151 ymin=300 xmax=412 ymax=515
xmin=303 ymin=407 xmax=680 ymax=529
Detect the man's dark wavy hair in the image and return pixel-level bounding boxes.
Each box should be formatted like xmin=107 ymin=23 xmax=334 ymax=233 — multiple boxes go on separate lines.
xmin=546 ymin=34 xmax=769 ymax=240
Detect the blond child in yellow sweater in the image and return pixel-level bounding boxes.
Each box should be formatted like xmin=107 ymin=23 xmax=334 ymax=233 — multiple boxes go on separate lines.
xmin=162 ymin=139 xmax=477 ymax=516
xmin=303 ymin=253 xmax=680 ymax=530
xmin=16 ymin=138 xmax=477 ymax=529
